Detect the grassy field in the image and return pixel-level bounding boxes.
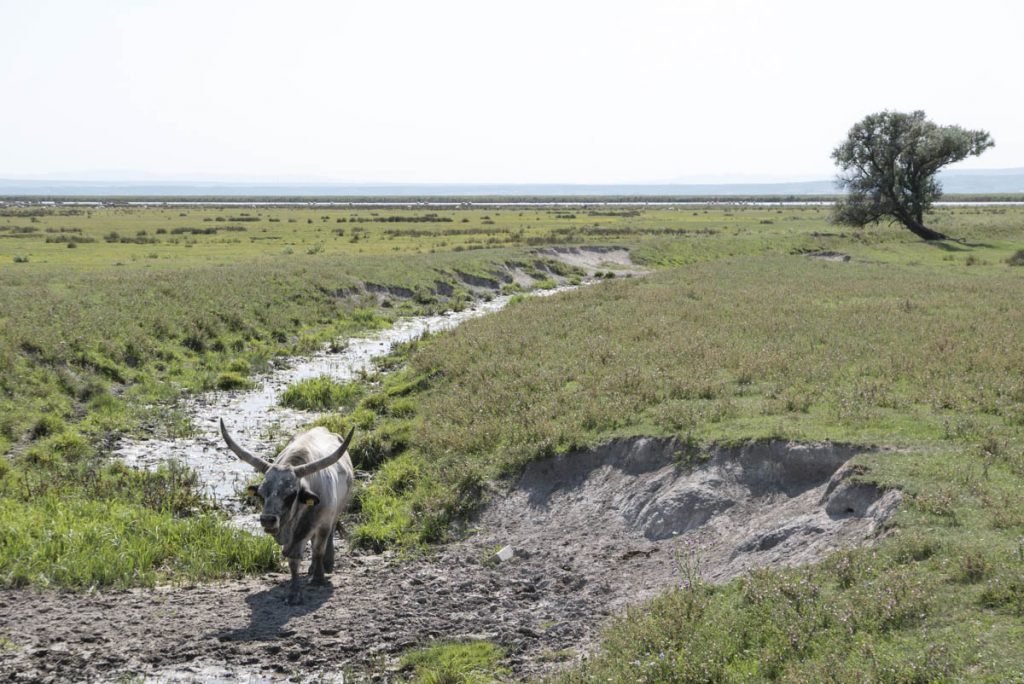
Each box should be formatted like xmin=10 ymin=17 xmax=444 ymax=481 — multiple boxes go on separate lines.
xmin=282 ymin=208 xmax=1023 ymax=680
xmin=2 ymin=202 xmax=1024 ymax=678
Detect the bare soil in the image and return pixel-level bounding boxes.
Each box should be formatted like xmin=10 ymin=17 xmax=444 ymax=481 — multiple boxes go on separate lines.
xmin=535 ymin=246 xmax=643 ymax=275
xmin=805 ymin=251 xmax=852 ymax=262
xmin=0 ymin=439 xmax=899 ymax=683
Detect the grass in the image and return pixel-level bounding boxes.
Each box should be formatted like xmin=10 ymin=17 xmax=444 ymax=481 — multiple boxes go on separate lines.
xmin=555 ymin=556 xmax=950 ymax=682
xmin=3 ymin=202 xmax=1024 ymax=677
xmin=0 ymin=495 xmax=278 ymax=588
xmin=0 ymin=450 xmax=278 ymax=587
xmin=279 ymin=376 xmax=363 ymax=411
xmin=350 ymin=255 xmax=1024 ymax=550
xmin=0 ymin=203 xmax=612 ymax=588
xmin=399 ymin=640 xmax=507 ymax=683
xmin=313 ymin=211 xmax=1024 ymax=679
xmin=551 ymin=460 xmax=1024 ymax=681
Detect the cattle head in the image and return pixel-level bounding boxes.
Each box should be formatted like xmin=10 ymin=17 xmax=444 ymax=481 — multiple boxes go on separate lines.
xmin=219 ymin=418 xmax=354 ymax=539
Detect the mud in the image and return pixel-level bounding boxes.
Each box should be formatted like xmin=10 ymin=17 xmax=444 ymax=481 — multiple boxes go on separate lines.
xmin=805 ymin=251 xmax=852 ymax=262
xmin=0 ymin=438 xmax=899 ymax=683
xmin=534 ymin=246 xmax=641 ymax=275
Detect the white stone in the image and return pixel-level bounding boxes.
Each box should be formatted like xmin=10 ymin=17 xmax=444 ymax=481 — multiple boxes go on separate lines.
xmin=494 ymin=545 xmax=515 ymax=563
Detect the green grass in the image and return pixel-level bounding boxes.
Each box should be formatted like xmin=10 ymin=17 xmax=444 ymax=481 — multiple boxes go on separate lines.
xmin=3 ymin=203 xmax=1024 ymax=678
xmin=551 ymin=453 xmax=1024 ymax=681
xmin=399 ymin=640 xmax=507 ymax=683
xmin=0 ymin=203 xmax=621 ymax=589
xmin=0 ymin=448 xmax=278 ymax=587
xmin=352 ymin=255 xmax=1024 ymax=549
xmin=279 ymin=376 xmax=363 ymax=411
xmin=322 ymin=217 xmax=1024 ymax=679
xmin=555 ymin=556 xmax=951 ymax=682
xmin=0 ymin=495 xmax=278 ymax=588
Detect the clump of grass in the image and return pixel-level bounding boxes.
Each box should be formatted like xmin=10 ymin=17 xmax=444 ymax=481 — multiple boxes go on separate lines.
xmin=399 ymin=640 xmax=506 ymax=683
xmin=350 ymin=420 xmax=413 ymax=470
xmin=533 ymin=277 xmax=558 ymax=290
xmin=29 ymin=414 xmax=66 ymax=439
xmin=979 ymin=574 xmax=1024 ymax=615
xmin=955 ymin=549 xmax=993 ymax=584
xmin=279 ymin=376 xmax=362 ymax=411
xmin=23 ymin=431 xmax=93 ymax=464
xmin=214 ymin=371 xmax=251 ymax=391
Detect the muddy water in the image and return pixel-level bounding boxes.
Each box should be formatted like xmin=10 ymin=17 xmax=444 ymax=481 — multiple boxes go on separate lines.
xmin=114 ymin=288 xmax=571 ymax=528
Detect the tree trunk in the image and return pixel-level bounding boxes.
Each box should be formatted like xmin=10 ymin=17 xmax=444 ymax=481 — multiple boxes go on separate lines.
xmin=901 ymin=216 xmax=949 ymax=241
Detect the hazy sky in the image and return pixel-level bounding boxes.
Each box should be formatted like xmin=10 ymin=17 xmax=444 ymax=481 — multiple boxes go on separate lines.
xmin=3 ymin=0 xmax=1022 ymax=184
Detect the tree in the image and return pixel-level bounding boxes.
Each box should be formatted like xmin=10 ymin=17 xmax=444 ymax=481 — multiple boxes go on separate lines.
xmin=831 ymin=111 xmax=993 ymax=240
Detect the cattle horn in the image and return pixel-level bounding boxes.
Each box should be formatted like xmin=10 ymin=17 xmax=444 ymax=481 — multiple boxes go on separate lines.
xmin=219 ymin=418 xmax=271 ymax=473
xmin=293 ymin=427 xmax=355 ymax=479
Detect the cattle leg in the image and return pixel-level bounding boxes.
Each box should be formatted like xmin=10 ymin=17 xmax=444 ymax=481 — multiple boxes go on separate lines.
xmin=309 ymin=531 xmax=328 ymax=586
xmin=286 ymin=556 xmax=303 ymax=605
xmin=324 ymin=533 xmax=335 ymax=574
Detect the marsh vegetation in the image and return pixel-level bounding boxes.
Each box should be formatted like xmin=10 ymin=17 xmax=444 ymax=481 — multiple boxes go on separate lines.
xmin=1 ymin=202 xmax=1024 ymax=680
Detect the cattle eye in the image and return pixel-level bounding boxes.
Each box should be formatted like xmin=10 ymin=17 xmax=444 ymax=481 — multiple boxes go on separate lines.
xmin=283 ymin=492 xmax=297 ymax=507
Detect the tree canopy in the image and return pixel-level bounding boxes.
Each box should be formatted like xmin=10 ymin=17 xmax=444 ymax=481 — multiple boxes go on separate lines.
xmin=831 ymin=111 xmax=993 ymax=240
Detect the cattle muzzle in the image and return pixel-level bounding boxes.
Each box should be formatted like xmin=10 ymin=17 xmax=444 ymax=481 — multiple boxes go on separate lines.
xmin=259 ymin=514 xmax=280 ymax=534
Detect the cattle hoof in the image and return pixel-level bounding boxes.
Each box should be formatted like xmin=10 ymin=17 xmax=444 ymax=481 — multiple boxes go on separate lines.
xmin=310 ymin=576 xmax=329 ymax=587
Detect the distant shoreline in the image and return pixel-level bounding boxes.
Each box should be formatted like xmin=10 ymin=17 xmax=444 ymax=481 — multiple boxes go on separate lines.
xmin=3 ymin=168 xmax=1023 ymax=199
xmin=3 ymin=194 xmax=1023 ymax=207
xmin=2 ymin=171 xmax=1022 ymax=203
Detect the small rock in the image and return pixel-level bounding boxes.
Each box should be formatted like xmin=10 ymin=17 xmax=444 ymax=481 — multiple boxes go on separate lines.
xmin=494 ymin=545 xmax=515 ymax=563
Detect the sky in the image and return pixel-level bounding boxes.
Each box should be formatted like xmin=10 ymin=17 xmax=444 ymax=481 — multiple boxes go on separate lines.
xmin=2 ymin=0 xmax=1022 ymax=184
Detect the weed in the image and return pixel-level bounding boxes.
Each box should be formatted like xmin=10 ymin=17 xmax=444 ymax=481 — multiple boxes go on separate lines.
xmin=955 ymin=550 xmax=992 ymax=583
xmin=279 ymin=376 xmax=362 ymax=411
xmin=979 ymin=574 xmax=1024 ymax=615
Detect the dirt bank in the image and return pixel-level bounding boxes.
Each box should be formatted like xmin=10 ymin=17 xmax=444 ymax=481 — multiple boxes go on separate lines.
xmin=0 ymin=438 xmax=898 ymax=682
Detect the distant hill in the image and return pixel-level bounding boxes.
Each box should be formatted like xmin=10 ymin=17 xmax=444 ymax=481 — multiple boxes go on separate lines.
xmin=935 ymin=168 xmax=1024 ymax=194
xmin=1 ymin=169 xmax=1022 ymax=197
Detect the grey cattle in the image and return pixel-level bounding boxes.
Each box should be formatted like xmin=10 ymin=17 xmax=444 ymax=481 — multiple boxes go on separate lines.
xmin=220 ymin=419 xmax=355 ymax=604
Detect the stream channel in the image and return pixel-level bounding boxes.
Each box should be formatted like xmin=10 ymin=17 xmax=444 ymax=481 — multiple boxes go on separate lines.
xmin=114 ymin=287 xmax=572 ymax=531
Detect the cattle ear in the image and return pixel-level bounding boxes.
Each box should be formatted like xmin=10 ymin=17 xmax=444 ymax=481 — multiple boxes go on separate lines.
xmin=246 ymin=484 xmax=260 ymax=498
xmin=299 ymin=488 xmax=320 ymax=507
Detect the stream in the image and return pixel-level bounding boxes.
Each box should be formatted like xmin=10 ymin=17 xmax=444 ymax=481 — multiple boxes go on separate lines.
xmin=114 ymin=288 xmax=571 ymax=529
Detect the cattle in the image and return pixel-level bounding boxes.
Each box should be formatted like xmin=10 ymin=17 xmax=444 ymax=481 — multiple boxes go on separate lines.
xmin=220 ymin=418 xmax=355 ymax=605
